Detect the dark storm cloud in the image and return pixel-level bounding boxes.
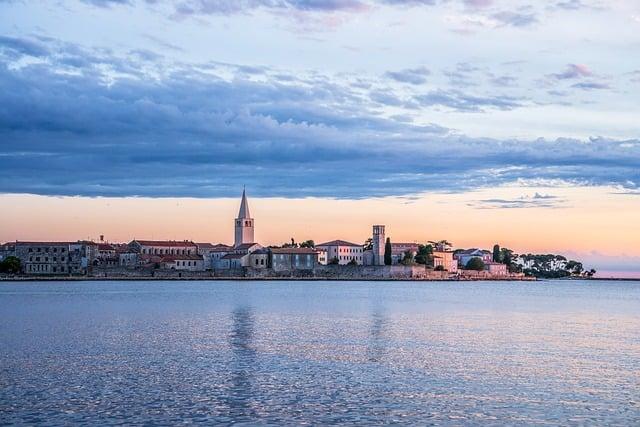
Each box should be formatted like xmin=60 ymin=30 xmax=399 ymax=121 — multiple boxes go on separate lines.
xmin=0 ymin=37 xmax=638 ymax=199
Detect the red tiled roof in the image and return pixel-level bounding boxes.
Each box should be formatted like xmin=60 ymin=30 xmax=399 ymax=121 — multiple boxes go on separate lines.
xmin=316 ymin=240 xmax=361 ymax=247
xmin=132 ymin=240 xmax=197 ymax=248
xmin=97 ymin=243 xmax=115 ymax=250
xmin=270 ymin=248 xmax=318 ymax=255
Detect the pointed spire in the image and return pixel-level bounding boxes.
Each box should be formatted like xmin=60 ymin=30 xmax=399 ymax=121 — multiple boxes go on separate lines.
xmin=238 ymin=187 xmax=251 ymax=219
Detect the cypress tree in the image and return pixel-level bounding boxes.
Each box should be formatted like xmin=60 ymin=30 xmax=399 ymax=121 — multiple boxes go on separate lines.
xmin=384 ymin=238 xmax=392 ymax=265
xmin=493 ymin=244 xmax=501 ymax=262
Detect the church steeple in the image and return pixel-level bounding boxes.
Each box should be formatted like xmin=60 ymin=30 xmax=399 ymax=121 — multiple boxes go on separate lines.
xmin=234 ymin=188 xmax=255 ymax=247
xmin=238 ymin=187 xmax=251 ymax=219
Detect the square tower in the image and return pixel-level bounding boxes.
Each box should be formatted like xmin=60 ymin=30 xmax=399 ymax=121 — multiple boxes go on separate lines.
xmin=372 ymin=225 xmax=385 ymax=266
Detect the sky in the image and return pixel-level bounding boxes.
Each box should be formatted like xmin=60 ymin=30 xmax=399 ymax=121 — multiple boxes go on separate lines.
xmin=0 ymin=0 xmax=639 ymax=276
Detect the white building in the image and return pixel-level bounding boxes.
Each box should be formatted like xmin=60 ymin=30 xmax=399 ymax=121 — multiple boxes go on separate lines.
xmin=316 ymin=240 xmax=363 ymax=265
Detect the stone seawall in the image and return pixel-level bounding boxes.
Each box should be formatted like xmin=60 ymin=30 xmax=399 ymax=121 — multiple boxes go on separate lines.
xmin=1 ymin=266 xmax=534 ymax=281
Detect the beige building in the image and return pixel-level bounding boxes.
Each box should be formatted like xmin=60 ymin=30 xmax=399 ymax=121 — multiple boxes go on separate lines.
xmin=433 ymin=251 xmax=458 ymax=273
xmin=129 ymin=240 xmax=198 ymax=256
xmin=316 ymin=240 xmax=363 ymax=265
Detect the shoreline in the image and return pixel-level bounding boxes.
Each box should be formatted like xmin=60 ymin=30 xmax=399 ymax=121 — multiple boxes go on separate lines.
xmin=1 ymin=276 xmax=638 ymax=282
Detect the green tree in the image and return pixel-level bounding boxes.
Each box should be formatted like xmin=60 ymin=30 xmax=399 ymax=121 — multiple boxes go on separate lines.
xmin=434 ymin=265 xmax=445 ymax=271
xmin=415 ymin=244 xmax=433 ymax=266
xmin=0 ymin=256 xmax=21 ymax=274
xmin=384 ymin=238 xmax=392 ymax=266
xmin=493 ymin=244 xmax=501 ymax=262
xmin=400 ymin=250 xmax=415 ymax=266
xmin=347 ymin=258 xmax=358 ymax=266
xmin=328 ymin=257 xmax=340 ymax=265
xmin=300 ymin=240 xmax=315 ymax=248
xmin=500 ymin=248 xmax=514 ymax=268
xmin=363 ymin=238 xmax=373 ymax=251
xmin=466 ymin=257 xmax=485 ymax=271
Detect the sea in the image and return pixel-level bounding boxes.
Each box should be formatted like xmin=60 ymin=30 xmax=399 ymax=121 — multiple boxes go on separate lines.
xmin=1 ymin=280 xmax=639 ymax=425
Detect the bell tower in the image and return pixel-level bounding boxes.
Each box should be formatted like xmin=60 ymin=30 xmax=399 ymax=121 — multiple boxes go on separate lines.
xmin=234 ymin=188 xmax=254 ymax=247
xmin=372 ymin=225 xmax=385 ymax=266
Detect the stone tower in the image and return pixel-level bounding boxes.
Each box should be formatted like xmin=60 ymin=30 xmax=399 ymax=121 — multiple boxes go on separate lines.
xmin=234 ymin=188 xmax=254 ymax=247
xmin=372 ymin=225 xmax=385 ymax=266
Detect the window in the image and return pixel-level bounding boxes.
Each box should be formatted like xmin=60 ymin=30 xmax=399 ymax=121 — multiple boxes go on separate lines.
xmin=37 ymin=248 xmax=41 ymax=252
xmin=260 ymin=259 xmax=264 ymax=265
xmin=28 ymin=248 xmax=32 ymax=252
xmin=61 ymin=248 xmax=65 ymax=252
xmin=53 ymin=248 xmax=57 ymax=253
xmin=61 ymin=257 xmax=65 ymax=262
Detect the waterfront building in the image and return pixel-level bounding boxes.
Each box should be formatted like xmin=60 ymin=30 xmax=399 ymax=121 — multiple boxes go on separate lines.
xmin=219 ymin=253 xmax=247 ymax=269
xmin=93 ymin=243 xmax=118 ymax=267
xmin=234 ymin=188 xmax=255 ymax=247
xmin=197 ymin=242 xmax=232 ymax=270
xmin=129 ymin=240 xmax=198 ymax=256
xmin=433 ymin=250 xmax=458 ymax=273
xmin=159 ymin=255 xmax=205 ymax=271
xmin=11 ymin=241 xmax=93 ymax=275
xmin=485 ymin=262 xmax=508 ymax=275
xmin=372 ymin=225 xmax=386 ymax=266
xmin=248 ymin=248 xmax=270 ymax=269
xmin=210 ymin=244 xmax=233 ymax=269
xmin=270 ymin=248 xmax=318 ymax=272
xmin=316 ymin=240 xmax=363 ymax=265
xmin=455 ymin=249 xmax=493 ymax=267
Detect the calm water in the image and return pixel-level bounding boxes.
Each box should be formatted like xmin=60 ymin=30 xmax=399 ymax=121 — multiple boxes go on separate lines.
xmin=1 ymin=280 xmax=639 ymax=425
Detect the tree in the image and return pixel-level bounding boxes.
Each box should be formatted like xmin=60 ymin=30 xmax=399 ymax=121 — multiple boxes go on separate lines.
xmin=328 ymin=256 xmax=340 ymax=265
xmin=363 ymin=238 xmax=373 ymax=251
xmin=415 ymin=244 xmax=433 ymax=266
xmin=347 ymin=258 xmax=358 ymax=266
xmin=500 ymin=248 xmax=514 ymax=268
xmin=400 ymin=250 xmax=415 ymax=266
xmin=434 ymin=265 xmax=445 ymax=271
xmin=300 ymin=240 xmax=315 ymax=248
xmin=429 ymin=240 xmax=452 ymax=251
xmin=384 ymin=238 xmax=392 ymax=265
xmin=0 ymin=256 xmax=21 ymax=274
xmin=493 ymin=244 xmax=501 ymax=262
xmin=466 ymin=257 xmax=485 ymax=271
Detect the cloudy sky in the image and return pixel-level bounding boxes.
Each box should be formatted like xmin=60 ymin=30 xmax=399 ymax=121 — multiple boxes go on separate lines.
xmin=1 ymin=0 xmax=639 ymax=275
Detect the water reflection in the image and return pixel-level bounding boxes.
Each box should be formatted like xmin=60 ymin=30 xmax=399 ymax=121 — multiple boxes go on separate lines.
xmin=226 ymin=306 xmax=256 ymax=420
xmin=368 ymin=309 xmax=388 ymax=363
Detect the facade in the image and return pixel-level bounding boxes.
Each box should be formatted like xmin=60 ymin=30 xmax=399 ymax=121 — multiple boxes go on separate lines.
xmin=485 ymin=262 xmax=508 ymax=275
xmin=315 ymin=248 xmax=328 ymax=265
xmin=94 ymin=243 xmax=118 ymax=267
xmin=270 ymin=248 xmax=318 ymax=272
xmin=316 ymin=240 xmax=363 ymax=265
xmin=129 ymin=240 xmax=198 ymax=257
xmin=372 ymin=225 xmax=385 ymax=266
xmin=210 ymin=244 xmax=233 ymax=269
xmin=433 ymin=250 xmax=458 ymax=273
xmin=234 ymin=189 xmax=255 ymax=247
xmin=197 ymin=242 xmax=233 ymax=270
xmin=248 ymin=249 xmax=270 ymax=269
xmin=219 ymin=253 xmax=247 ymax=269
xmin=119 ymin=252 xmax=138 ymax=267
xmin=455 ymin=249 xmax=493 ymax=267
xmin=160 ymin=255 xmax=205 ymax=271
xmin=12 ymin=241 xmax=93 ymax=275
xmin=391 ymin=243 xmax=420 ymax=264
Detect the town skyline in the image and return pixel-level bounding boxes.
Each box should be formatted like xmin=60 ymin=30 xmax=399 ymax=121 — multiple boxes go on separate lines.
xmin=2 ymin=187 xmax=638 ymax=277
